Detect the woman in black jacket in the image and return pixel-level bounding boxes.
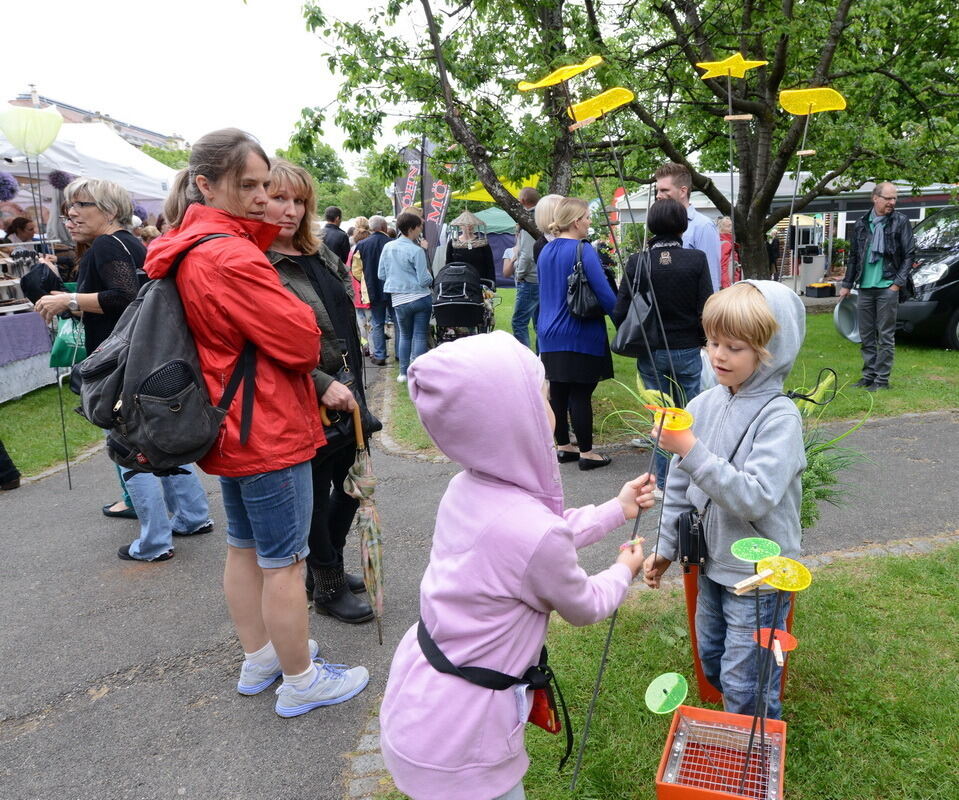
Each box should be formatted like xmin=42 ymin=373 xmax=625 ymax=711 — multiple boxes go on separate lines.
xmin=611 ymin=198 xmax=714 ymax=489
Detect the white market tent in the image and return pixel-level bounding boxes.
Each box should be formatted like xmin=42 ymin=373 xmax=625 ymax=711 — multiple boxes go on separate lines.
xmin=1 ymin=122 xmax=175 ymax=214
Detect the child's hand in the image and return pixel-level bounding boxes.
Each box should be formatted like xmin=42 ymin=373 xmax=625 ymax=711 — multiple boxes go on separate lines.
xmin=617 ymin=473 xmax=658 ymax=520
xmin=651 ymin=419 xmax=697 ymax=458
xmin=642 ymin=553 xmax=672 ymax=589
xmin=616 ymin=537 xmax=645 ymax=579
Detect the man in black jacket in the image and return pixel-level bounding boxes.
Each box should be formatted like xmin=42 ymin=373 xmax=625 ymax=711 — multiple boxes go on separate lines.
xmin=839 ymin=183 xmax=916 ymax=390
xmin=322 ymin=206 xmax=351 ymax=264
xmin=354 ymin=216 xmax=392 ymax=365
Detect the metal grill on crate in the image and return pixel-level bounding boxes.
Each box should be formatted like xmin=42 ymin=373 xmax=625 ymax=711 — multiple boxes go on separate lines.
xmin=662 ymin=713 xmax=782 ymax=800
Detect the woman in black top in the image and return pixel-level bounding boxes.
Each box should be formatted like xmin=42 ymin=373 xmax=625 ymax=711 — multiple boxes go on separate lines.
xmin=34 ymin=178 xmax=142 ymax=353
xmin=611 ymin=198 xmax=713 ymax=488
xmin=445 ymin=211 xmax=495 ymax=285
xmin=265 ymin=161 xmax=373 ymax=625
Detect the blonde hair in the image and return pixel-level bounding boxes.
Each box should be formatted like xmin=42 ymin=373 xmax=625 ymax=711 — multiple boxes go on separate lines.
xmin=547 ymin=197 xmax=588 ymax=236
xmin=268 ymin=160 xmax=319 ymax=255
xmin=717 ymin=216 xmax=732 ymax=234
xmin=534 ymin=193 xmax=564 ymax=234
xmin=702 ymin=283 xmax=779 ymax=363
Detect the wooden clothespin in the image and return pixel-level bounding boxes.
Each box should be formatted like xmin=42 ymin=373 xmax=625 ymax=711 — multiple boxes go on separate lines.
xmin=568 ymin=117 xmax=596 ymax=132
xmin=796 ymin=149 xmax=817 ymax=156
xmin=773 ymin=637 xmax=785 ymax=667
xmin=724 ymin=113 xmax=754 ymax=121
xmin=733 ymin=568 xmax=774 ymax=595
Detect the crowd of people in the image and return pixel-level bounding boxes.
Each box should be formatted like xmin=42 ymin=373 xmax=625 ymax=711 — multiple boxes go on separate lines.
xmin=11 ymin=123 xmax=915 ymax=799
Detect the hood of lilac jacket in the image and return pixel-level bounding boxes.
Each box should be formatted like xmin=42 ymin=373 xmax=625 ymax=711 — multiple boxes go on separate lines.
xmin=380 ymin=331 xmax=631 ymax=800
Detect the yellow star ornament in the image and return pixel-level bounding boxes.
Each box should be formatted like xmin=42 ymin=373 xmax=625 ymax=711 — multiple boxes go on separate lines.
xmin=696 ymin=53 xmax=768 ymax=80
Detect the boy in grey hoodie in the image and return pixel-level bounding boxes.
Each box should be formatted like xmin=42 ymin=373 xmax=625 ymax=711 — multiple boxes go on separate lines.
xmin=643 ymin=281 xmax=806 ymax=720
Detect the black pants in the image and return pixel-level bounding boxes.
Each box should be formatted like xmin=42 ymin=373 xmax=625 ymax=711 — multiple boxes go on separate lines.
xmin=549 ymin=381 xmax=598 ymax=453
xmin=307 ymin=443 xmax=360 ymax=571
xmin=0 ymin=439 xmax=20 ymax=485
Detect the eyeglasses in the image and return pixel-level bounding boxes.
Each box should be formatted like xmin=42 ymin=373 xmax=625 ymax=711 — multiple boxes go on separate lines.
xmin=59 ymin=216 xmax=76 ymax=226
xmin=877 ymin=195 xmax=897 ymax=201
xmin=67 ymin=200 xmax=98 ymax=211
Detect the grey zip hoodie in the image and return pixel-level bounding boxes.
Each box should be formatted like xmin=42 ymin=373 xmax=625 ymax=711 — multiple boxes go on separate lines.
xmin=658 ymin=280 xmax=807 ymax=587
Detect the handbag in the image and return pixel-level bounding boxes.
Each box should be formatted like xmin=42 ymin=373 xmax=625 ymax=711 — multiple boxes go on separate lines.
xmin=319 ymin=350 xmax=382 ymax=452
xmin=566 ymin=240 xmax=605 ymax=320
xmin=49 ymin=316 xmax=87 ymax=368
xmin=20 ymin=261 xmax=66 ymax=303
xmin=611 ymin=251 xmax=654 ymax=357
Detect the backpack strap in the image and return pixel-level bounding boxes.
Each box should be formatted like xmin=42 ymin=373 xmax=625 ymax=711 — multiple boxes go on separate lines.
xmin=166 ymin=233 xmax=256 ymax=445
xmin=417 ymin=618 xmax=574 ymax=769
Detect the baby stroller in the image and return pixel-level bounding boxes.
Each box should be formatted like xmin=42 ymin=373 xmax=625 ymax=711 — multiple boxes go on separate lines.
xmin=431 ymin=261 xmax=499 ymax=343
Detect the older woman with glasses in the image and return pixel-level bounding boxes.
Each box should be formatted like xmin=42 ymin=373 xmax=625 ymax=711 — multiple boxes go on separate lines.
xmin=35 ymin=178 xmax=212 ymax=562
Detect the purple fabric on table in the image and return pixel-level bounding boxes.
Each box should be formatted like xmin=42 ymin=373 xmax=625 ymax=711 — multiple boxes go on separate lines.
xmin=0 ymin=312 xmax=52 ymax=367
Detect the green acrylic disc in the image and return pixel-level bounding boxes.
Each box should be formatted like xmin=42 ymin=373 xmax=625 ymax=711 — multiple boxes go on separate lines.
xmin=730 ymin=537 xmax=781 ymax=563
xmin=645 ymin=672 xmax=688 ymax=714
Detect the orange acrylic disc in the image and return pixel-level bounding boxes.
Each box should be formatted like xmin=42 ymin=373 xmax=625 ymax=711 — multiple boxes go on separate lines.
xmin=752 ymin=628 xmax=798 ymax=652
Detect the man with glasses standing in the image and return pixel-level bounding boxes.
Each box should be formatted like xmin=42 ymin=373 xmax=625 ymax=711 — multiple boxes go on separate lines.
xmin=839 ymin=182 xmax=916 ymax=391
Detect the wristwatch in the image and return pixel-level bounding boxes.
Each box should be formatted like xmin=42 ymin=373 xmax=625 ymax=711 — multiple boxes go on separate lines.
xmin=67 ymin=293 xmax=80 ymax=312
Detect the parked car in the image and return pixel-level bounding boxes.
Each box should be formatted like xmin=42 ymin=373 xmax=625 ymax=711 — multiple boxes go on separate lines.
xmin=835 ymin=205 xmax=959 ymax=348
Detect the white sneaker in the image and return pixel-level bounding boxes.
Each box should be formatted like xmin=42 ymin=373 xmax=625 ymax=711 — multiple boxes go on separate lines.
xmin=236 ymin=639 xmax=321 ymax=696
xmin=653 ymin=488 xmax=664 ymax=501
xmin=274 ymin=662 xmax=370 ymax=717
xmin=397 ymin=374 xmax=408 ymax=384
xmin=630 ymin=438 xmax=647 ymax=448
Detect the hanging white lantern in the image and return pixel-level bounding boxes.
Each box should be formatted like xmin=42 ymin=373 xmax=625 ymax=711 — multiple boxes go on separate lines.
xmin=0 ymin=104 xmax=63 ymax=156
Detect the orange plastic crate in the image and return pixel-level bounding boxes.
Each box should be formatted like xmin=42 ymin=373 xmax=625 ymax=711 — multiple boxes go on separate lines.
xmin=656 ymin=705 xmax=786 ymax=800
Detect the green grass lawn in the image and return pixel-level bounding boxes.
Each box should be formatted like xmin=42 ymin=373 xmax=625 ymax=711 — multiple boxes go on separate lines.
xmin=0 ymin=384 xmax=102 ymax=477
xmin=388 ymin=288 xmax=959 ymax=453
xmin=376 ymin=544 xmax=959 ymax=799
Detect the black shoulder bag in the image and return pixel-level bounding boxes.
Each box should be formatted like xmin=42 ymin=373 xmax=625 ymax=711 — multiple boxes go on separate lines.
xmin=417 ymin=618 xmax=574 ymax=771
xmin=566 ymin=240 xmax=605 ymax=320
xmin=319 ymin=343 xmax=382 ymax=452
xmin=611 ymin=251 xmax=653 ymax=358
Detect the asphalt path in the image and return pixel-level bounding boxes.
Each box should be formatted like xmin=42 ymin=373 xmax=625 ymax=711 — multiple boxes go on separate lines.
xmin=1 ymin=373 xmax=956 ymax=799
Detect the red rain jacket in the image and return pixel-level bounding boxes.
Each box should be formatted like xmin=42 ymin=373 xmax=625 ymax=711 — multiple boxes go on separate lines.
xmin=145 ymin=204 xmax=324 ymax=476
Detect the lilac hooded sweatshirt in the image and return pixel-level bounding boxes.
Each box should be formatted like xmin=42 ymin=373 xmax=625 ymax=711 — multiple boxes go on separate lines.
xmin=380 ymin=331 xmax=632 ymax=800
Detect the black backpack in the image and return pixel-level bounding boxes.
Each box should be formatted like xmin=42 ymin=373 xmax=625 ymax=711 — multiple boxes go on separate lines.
xmin=78 ymin=234 xmax=255 ymax=477
xmin=432 ymin=261 xmax=485 ymax=327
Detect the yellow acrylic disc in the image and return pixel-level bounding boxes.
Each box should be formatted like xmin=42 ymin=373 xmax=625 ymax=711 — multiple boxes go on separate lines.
xmin=567 ymin=87 xmax=635 ymax=121
xmin=779 ymin=88 xmax=847 ymax=115
xmin=518 ymin=55 xmax=603 ymax=91
xmin=756 ymin=556 xmax=812 ymax=592
xmin=644 ymin=405 xmax=693 ymax=431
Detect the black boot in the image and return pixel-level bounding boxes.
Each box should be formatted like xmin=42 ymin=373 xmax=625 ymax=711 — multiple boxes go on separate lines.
xmin=345 ymin=572 xmax=367 ymax=594
xmin=312 ymin=567 xmax=374 ymax=623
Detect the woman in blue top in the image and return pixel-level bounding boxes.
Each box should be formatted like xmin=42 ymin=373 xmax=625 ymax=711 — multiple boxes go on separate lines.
xmin=378 ymin=212 xmax=433 ymax=383
xmin=537 ymin=197 xmax=618 ymax=470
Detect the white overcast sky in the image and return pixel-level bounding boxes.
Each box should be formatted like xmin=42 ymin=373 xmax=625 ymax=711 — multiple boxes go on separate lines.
xmin=1 ymin=0 xmax=414 ymax=177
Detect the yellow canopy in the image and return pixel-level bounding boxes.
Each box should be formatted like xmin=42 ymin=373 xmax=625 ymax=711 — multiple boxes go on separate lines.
xmin=451 ymin=176 xmax=540 ymax=203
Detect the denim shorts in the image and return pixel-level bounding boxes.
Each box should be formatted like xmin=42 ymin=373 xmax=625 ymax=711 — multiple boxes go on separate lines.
xmin=219 ymin=461 xmax=312 ymax=568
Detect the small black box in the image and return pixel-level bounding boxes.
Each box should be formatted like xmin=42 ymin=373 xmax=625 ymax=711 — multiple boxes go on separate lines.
xmin=805 ymin=283 xmax=836 ymax=298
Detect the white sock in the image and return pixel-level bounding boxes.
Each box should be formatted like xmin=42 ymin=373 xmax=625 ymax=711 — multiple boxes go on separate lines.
xmin=282 ymin=663 xmax=318 ymax=692
xmin=244 ymin=641 xmax=278 ymax=668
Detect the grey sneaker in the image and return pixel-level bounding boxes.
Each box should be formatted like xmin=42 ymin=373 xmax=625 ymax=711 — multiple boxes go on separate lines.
xmin=237 ymin=639 xmax=320 ymax=696
xmin=274 ymin=662 xmax=370 ymax=717
xmin=630 ymin=438 xmax=647 ymax=448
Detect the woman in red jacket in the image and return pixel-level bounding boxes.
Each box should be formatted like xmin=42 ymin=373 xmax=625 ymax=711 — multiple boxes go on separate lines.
xmin=145 ymin=129 xmax=368 ymax=717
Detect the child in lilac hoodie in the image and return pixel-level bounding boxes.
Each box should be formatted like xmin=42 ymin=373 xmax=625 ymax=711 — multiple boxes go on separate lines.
xmin=380 ymin=331 xmax=656 ymax=800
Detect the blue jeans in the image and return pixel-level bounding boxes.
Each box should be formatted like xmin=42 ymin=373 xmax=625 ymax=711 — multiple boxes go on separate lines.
xmin=696 ymin=575 xmax=790 ymax=719
xmin=511 ymin=281 xmax=539 ymax=349
xmin=125 ymin=465 xmax=212 ymax=561
xmin=637 ymin=346 xmax=702 ymax=489
xmin=369 ymin=299 xmax=390 ymax=361
xmin=393 ymin=294 xmax=432 ymax=376
xmin=219 ymin=461 xmax=312 ymax=568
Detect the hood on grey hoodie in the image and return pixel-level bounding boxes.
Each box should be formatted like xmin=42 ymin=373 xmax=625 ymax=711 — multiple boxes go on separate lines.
xmin=407 ymin=330 xmax=564 ymax=515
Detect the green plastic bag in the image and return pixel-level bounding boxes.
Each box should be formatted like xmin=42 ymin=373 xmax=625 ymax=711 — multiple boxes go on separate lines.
xmin=49 ymin=316 xmax=87 ymax=368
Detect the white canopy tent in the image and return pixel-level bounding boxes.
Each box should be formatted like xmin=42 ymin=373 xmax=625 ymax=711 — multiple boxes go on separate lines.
xmin=1 ymin=122 xmax=175 ymax=217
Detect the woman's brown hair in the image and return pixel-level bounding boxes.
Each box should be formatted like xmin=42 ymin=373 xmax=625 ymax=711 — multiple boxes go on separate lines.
xmin=268 ymin=160 xmax=319 ymax=255
xmin=164 ymin=128 xmax=270 ymax=228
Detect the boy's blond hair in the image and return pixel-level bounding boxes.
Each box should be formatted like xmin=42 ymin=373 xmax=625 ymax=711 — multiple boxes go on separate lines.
xmin=702 ymin=283 xmax=779 ymax=364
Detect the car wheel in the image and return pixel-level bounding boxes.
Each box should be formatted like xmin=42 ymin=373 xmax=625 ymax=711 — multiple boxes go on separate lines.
xmin=946 ymin=309 xmax=959 ymax=350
